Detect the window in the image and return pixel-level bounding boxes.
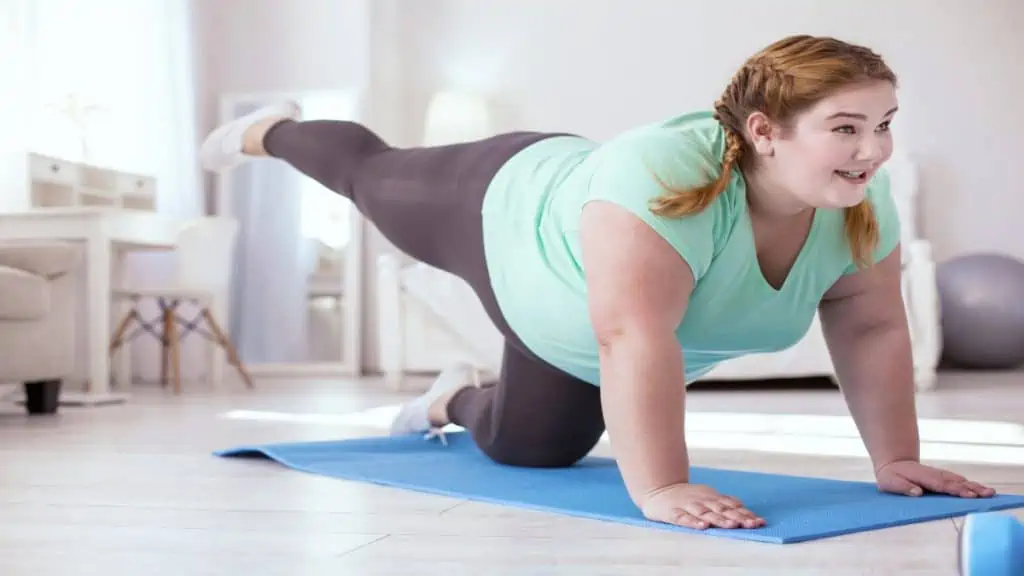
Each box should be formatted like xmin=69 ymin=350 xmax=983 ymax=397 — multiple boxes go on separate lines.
xmin=28 ymin=0 xmax=166 ymax=174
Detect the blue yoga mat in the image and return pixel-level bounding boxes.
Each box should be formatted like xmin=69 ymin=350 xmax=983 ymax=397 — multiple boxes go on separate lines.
xmin=216 ymin=431 xmax=1024 ymax=544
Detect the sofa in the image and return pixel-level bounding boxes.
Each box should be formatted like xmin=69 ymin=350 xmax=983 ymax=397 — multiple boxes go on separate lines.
xmin=0 ymin=240 xmax=80 ymax=414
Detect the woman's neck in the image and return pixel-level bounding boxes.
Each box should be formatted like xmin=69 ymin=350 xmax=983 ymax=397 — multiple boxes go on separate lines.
xmin=741 ymin=164 xmax=813 ymax=221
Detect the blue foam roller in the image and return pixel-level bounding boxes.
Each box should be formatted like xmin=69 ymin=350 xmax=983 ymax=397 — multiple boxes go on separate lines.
xmin=960 ymin=511 xmax=1024 ymax=575
xmin=215 ymin=431 xmax=1024 ymax=545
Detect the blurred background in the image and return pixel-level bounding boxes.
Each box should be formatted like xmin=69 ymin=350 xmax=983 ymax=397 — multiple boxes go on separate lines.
xmin=1 ymin=0 xmax=1022 ymax=394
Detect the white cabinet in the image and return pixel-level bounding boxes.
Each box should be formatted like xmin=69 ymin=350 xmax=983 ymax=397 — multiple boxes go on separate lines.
xmin=25 ymin=152 xmax=157 ymax=211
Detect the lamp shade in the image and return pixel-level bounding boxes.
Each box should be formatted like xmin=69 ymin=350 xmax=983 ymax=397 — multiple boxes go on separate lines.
xmin=422 ymin=91 xmax=493 ymax=146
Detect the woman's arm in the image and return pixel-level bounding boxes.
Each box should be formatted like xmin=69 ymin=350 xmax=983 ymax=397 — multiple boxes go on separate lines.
xmin=579 ymin=200 xmax=694 ymax=506
xmin=818 ymin=247 xmax=920 ymax=470
xmin=821 ymin=246 xmax=996 ymax=498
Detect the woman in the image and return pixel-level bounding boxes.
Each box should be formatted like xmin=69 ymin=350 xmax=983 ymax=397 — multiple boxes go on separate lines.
xmin=201 ymin=34 xmax=996 ymax=531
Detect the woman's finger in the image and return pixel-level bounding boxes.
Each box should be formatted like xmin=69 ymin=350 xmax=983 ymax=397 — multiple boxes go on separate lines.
xmin=671 ymin=509 xmax=709 ymax=530
xmin=879 ymin=473 xmax=924 ymax=496
xmin=917 ymin=473 xmax=974 ymax=497
xmin=682 ymin=501 xmax=712 ymax=518
xmin=703 ymin=499 xmax=732 ymax=514
xmin=964 ymin=481 xmax=996 ymax=497
xmin=722 ymin=507 xmax=764 ymax=528
xmin=718 ymin=495 xmax=746 ymax=510
xmin=698 ymin=510 xmax=740 ymax=529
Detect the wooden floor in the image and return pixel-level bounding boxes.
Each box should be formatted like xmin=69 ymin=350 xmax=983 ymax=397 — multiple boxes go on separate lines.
xmin=1 ymin=371 xmax=1022 ymax=575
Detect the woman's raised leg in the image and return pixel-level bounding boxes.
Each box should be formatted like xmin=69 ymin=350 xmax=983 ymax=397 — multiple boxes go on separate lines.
xmin=202 ymin=102 xmax=553 ymax=286
xmin=200 ymin=103 xmax=599 ymax=466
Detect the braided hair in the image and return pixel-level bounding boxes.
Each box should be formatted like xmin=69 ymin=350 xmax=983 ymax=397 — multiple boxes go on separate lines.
xmin=650 ymin=35 xmax=896 ymax=269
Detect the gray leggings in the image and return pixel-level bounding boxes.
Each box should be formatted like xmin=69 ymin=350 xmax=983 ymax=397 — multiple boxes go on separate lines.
xmin=263 ymin=120 xmax=605 ymax=467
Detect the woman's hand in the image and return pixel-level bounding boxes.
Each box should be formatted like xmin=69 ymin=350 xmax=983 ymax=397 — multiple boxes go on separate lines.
xmin=876 ymin=460 xmax=996 ymax=498
xmin=642 ymin=483 xmax=766 ymax=530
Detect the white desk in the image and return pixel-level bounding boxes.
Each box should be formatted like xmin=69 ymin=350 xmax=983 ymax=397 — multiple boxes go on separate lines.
xmin=0 ymin=207 xmax=183 ymax=403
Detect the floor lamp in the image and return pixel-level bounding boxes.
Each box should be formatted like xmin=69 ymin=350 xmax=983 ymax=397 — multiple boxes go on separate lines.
xmin=422 ymin=91 xmax=494 ymax=146
xmin=412 ymin=90 xmax=504 ymax=375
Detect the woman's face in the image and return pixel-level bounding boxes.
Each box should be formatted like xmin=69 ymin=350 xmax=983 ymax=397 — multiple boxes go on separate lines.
xmin=750 ymin=80 xmax=899 ymax=209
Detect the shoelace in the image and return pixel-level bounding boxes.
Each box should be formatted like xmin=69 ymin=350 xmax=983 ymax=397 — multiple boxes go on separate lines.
xmin=424 ymin=427 xmax=448 ymax=446
xmin=420 ymin=366 xmax=482 ymax=448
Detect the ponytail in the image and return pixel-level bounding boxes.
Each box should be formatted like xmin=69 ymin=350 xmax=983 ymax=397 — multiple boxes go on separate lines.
xmin=843 ymin=201 xmax=879 ymax=270
xmin=650 ymin=130 xmax=744 ymax=218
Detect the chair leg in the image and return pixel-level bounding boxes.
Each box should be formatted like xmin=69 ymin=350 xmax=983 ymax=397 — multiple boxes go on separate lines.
xmin=108 ymin=308 xmax=139 ymax=354
xmin=166 ymin=302 xmax=182 ymax=394
xmin=201 ymin=308 xmax=254 ymax=389
xmin=23 ymin=379 xmax=62 ymax=415
xmin=160 ymin=308 xmax=172 ymax=388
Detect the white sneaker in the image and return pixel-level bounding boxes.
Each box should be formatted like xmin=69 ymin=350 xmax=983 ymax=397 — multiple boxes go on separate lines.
xmin=199 ymin=101 xmax=302 ymax=172
xmin=389 ymin=363 xmax=481 ymax=445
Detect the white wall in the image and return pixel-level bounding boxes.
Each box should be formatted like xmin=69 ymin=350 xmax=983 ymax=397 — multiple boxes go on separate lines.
xmin=194 ymin=0 xmax=372 ymax=144
xmin=398 ymin=0 xmax=1024 ymax=263
xmin=194 ymin=0 xmax=1024 ymax=372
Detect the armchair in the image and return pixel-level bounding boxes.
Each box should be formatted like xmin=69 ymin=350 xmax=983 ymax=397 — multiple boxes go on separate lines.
xmin=0 ymin=240 xmax=80 ymax=414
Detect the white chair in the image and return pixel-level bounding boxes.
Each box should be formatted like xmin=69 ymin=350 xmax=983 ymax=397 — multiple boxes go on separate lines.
xmin=888 ymin=147 xmax=942 ymax=390
xmin=108 ymin=217 xmax=252 ymax=393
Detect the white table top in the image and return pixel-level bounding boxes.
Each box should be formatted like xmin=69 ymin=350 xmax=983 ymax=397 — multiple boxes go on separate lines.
xmin=0 ymin=207 xmax=191 ymax=248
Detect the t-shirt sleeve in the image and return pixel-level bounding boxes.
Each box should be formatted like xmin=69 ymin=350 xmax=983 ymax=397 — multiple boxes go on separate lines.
xmin=842 ymin=167 xmax=902 ymax=275
xmin=579 ymin=132 xmax=724 ymax=281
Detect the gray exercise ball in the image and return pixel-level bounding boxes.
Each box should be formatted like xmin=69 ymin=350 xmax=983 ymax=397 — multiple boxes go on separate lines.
xmin=937 ymin=253 xmax=1024 ymax=369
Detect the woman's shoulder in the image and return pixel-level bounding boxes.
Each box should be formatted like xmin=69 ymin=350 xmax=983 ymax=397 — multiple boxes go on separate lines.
xmin=600 ymin=111 xmax=727 ymax=167
xmin=577 ymin=112 xmax=745 ymax=280
xmin=588 ymin=111 xmax=740 ymax=204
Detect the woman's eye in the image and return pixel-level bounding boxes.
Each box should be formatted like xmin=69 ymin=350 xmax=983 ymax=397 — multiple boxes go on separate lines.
xmin=833 ymin=125 xmax=856 ymax=134
xmin=876 ymin=121 xmax=892 ymax=132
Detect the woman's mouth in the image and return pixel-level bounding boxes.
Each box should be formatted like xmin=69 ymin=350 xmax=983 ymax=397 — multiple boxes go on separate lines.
xmin=834 ymin=169 xmax=868 ymax=183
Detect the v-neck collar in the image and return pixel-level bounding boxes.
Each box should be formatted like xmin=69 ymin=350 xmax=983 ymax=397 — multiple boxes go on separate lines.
xmin=736 ymin=179 xmax=822 ymax=295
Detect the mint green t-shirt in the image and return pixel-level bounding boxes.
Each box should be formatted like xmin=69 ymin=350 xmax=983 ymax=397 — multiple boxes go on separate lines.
xmin=480 ymin=111 xmax=900 ymax=385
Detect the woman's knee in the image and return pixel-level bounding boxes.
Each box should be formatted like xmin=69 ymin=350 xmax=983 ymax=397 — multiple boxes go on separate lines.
xmin=475 ymin=432 xmax=600 ymax=468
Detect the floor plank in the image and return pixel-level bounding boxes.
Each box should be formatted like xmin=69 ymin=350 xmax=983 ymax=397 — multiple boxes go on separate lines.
xmin=1 ymin=371 xmax=1021 ymax=575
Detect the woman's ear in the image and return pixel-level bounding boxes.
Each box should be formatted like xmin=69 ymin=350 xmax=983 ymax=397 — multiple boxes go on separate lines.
xmin=745 ymin=112 xmax=776 ymax=157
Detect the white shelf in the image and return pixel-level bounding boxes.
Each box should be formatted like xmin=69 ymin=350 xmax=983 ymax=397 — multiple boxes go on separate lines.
xmin=25 ymin=153 xmax=157 ymax=211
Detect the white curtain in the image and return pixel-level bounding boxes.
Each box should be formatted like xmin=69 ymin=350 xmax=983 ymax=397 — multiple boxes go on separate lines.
xmin=224 ymin=143 xmax=314 ymax=365
xmin=24 ymin=0 xmax=206 ymax=382
xmin=0 ymin=1 xmax=32 ymax=397
xmin=0 ymin=0 xmax=33 ymax=211
xmin=27 ymin=0 xmax=202 ymax=217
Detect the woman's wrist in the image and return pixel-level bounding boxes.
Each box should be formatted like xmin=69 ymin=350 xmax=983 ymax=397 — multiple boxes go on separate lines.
xmin=598 ymin=330 xmax=691 ymax=507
